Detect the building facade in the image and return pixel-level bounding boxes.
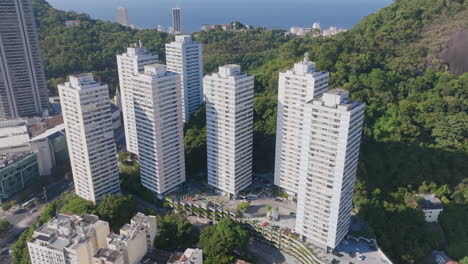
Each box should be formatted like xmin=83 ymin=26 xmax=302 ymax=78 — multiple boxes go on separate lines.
xmin=0 ymin=0 xmax=48 ymax=119
xmin=165 ymin=35 xmax=203 ymax=122
xmin=172 ymin=6 xmax=182 ymax=33
xmin=107 ymin=213 xmax=157 ymax=264
xmin=204 ymin=65 xmax=254 ymax=196
xmin=116 ymin=7 xmax=129 ymax=26
xmin=417 ymin=194 xmax=444 ymax=222
xmin=295 ymin=89 xmax=365 ymax=251
xmin=274 ymin=57 xmax=329 ymax=195
xmin=93 ymin=248 xmax=124 ymax=264
xmin=59 ymin=74 xmax=120 ymax=203
xmin=131 ymin=65 xmax=185 ymax=196
xmin=117 ymin=43 xmax=158 ymax=155
xmin=27 ymin=214 xmax=110 ymax=264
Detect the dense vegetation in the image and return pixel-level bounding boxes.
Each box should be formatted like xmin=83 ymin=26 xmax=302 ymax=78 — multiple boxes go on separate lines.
xmin=198 ymin=218 xmax=250 ymax=264
xmin=11 ymin=192 xmax=137 ymax=263
xmin=154 ymin=213 xmax=197 ymax=251
xmin=0 ymin=218 xmax=10 ymax=234
xmin=31 ymin=0 xmax=468 ymax=263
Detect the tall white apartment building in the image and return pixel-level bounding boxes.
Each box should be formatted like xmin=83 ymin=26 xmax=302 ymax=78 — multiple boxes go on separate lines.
xmin=204 ymin=65 xmax=254 ymax=196
xmin=295 ymin=89 xmax=365 ymax=251
xmin=117 ymin=43 xmax=158 ymax=155
xmin=116 ymin=7 xmax=129 ymax=26
xmin=172 ymin=6 xmax=182 ymax=33
xmin=59 ymin=74 xmax=120 ymax=203
xmin=165 ymin=35 xmax=203 ymax=122
xmin=274 ymin=57 xmax=329 ymax=195
xmin=0 ymin=0 xmax=48 ymax=119
xmin=27 ymin=214 xmax=110 ymax=264
xmin=131 ymin=64 xmax=185 ymax=196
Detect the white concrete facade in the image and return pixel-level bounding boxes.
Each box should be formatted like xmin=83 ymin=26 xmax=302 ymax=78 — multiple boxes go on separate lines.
xmin=27 ymin=214 xmax=110 ymax=264
xmin=274 ymin=58 xmax=329 ymax=195
xmin=59 ymin=74 xmax=120 ymax=203
xmin=165 ymin=35 xmax=203 ymax=122
xmin=204 ymin=65 xmax=254 ymax=196
xmin=295 ymin=89 xmax=365 ymax=250
xmin=117 ymin=43 xmax=158 ymax=155
xmin=132 ymin=64 xmax=186 ymax=195
xmin=0 ymin=0 xmax=48 ymax=119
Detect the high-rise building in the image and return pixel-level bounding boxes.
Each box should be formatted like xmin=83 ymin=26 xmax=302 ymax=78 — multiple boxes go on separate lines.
xmin=295 ymin=89 xmax=365 ymax=251
xmin=172 ymin=6 xmax=182 ymax=33
xmin=0 ymin=0 xmax=48 ymax=119
xmin=204 ymin=65 xmax=254 ymax=196
xmin=274 ymin=56 xmax=329 ymax=195
xmin=117 ymin=43 xmax=158 ymax=155
xmin=59 ymin=74 xmax=120 ymax=203
xmin=27 ymin=214 xmax=110 ymax=264
xmin=131 ymin=64 xmax=185 ymax=196
xmin=116 ymin=7 xmax=129 ymax=26
xmin=165 ymin=35 xmax=203 ymax=122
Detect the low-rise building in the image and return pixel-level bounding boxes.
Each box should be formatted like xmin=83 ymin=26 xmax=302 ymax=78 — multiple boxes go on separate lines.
xmin=167 ymin=248 xmax=203 ymax=264
xmin=93 ymin=248 xmax=125 ymax=264
xmin=27 ymin=214 xmax=110 ymax=264
xmin=65 ymin=20 xmax=80 ymax=27
xmin=107 ymin=213 xmax=157 ymax=264
xmin=417 ymin=194 xmax=444 ymax=222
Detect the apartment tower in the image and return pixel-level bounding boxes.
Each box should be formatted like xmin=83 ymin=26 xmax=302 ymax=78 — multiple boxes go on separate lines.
xmin=204 ymin=65 xmax=254 ymax=196
xmin=116 ymin=7 xmax=129 ymax=26
xmin=59 ymin=74 xmax=120 ymax=203
xmin=274 ymin=55 xmax=329 ymax=195
xmin=0 ymin=0 xmax=48 ymax=119
xmin=117 ymin=43 xmax=158 ymax=155
xmin=132 ymin=64 xmax=185 ymax=196
xmin=295 ymin=89 xmax=365 ymax=251
xmin=165 ymin=35 xmax=203 ymax=122
xmin=172 ymin=6 xmax=182 ymax=33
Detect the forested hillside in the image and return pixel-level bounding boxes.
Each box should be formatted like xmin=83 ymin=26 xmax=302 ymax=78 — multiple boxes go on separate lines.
xmin=31 ymin=0 xmax=468 ymax=263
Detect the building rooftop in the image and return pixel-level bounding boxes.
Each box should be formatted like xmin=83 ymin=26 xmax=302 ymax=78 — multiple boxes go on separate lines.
xmin=417 ymin=194 xmax=443 ymax=210
xmin=0 ymin=123 xmax=30 ymax=152
xmin=0 ymin=151 xmax=35 ymax=169
xmin=30 ymin=214 xmax=104 ymax=250
xmin=167 ymin=248 xmax=203 ymax=264
xmin=94 ymin=248 xmax=122 ymax=262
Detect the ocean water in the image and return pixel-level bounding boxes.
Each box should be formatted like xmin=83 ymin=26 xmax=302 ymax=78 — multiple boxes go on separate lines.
xmin=47 ymin=0 xmax=392 ymax=33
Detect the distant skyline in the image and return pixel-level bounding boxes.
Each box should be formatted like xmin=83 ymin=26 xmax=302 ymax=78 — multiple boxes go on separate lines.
xmin=47 ymin=0 xmax=392 ymax=33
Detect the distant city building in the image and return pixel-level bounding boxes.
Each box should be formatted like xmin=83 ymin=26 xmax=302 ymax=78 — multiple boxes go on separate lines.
xmin=168 ymin=27 xmax=175 ymax=34
xmin=107 ymin=213 xmax=157 ymax=264
xmin=27 ymin=214 xmax=110 ymax=264
xmin=274 ymin=56 xmax=329 ymax=195
xmin=114 ymin=88 xmax=122 ymax=111
xmin=172 ymin=6 xmax=182 ymax=33
xmin=157 ymin=25 xmax=165 ymax=32
xmin=167 ymin=248 xmax=203 ymax=264
xmin=59 ymin=74 xmax=120 ymax=203
xmin=0 ymin=118 xmax=66 ymax=202
xmin=116 ymin=7 xmax=129 ymax=26
xmin=416 ymin=194 xmax=444 ymax=222
xmin=322 ymin=26 xmax=347 ymax=36
xmin=204 ymin=65 xmax=254 ymax=196
xmin=65 ymin=20 xmax=80 ymax=27
xmin=117 ymin=43 xmax=158 ymax=155
xmin=93 ymin=248 xmax=124 ymax=264
xmin=295 ymin=89 xmax=365 ymax=251
xmin=165 ymin=35 xmax=203 ymax=122
xmin=0 ymin=0 xmax=49 ymax=119
xmin=312 ymin=22 xmax=321 ymax=30
xmin=131 ymin=64 xmax=186 ymax=196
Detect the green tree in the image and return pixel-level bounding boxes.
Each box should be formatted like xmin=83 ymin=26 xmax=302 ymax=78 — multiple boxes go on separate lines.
xmin=95 ymin=194 xmax=137 ymax=230
xmin=155 ymin=213 xmax=196 ymax=251
xmin=0 ymin=219 xmax=10 ymax=234
xmin=198 ymin=218 xmax=250 ymax=264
